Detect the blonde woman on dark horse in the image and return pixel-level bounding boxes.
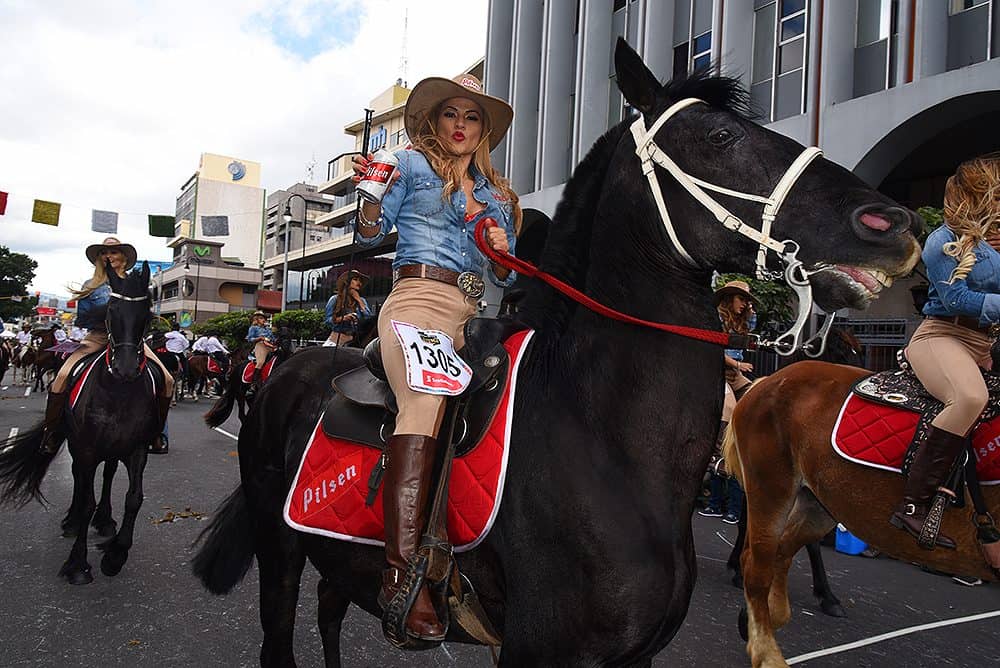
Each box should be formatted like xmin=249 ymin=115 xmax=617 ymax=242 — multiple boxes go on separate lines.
xmin=351 ymin=72 xmax=519 ymax=642
xmin=39 ymin=237 xmax=174 ymax=455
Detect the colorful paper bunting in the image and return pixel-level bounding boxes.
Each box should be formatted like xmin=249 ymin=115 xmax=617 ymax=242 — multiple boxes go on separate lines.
xmin=201 ymin=215 xmax=230 ymax=237
xmin=148 ymin=215 xmax=175 ymax=237
xmin=91 ymin=209 xmax=119 ymax=234
xmin=0 ymin=191 xmax=7 ymax=215
xmin=32 ymin=199 xmax=61 ymax=226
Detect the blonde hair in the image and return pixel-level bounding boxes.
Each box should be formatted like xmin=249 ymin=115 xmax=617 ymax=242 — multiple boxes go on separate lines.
xmin=71 ymin=260 xmax=109 ymax=299
xmin=718 ymin=297 xmax=753 ymax=335
xmin=409 ymin=101 xmax=523 ymax=234
xmin=941 ymin=153 xmax=1000 ymax=283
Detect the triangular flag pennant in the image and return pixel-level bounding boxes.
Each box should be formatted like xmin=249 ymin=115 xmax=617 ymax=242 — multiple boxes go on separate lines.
xmin=201 ymin=215 xmax=230 ymax=237
xmin=91 ymin=209 xmax=119 ymax=234
xmin=0 ymin=191 xmax=7 ymax=215
xmin=32 ymin=199 xmax=61 ymax=226
xmin=148 ymin=215 xmax=175 ymax=237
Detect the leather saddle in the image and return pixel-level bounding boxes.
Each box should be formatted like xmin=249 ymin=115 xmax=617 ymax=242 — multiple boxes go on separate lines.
xmin=66 ymin=350 xmax=166 ymax=405
xmin=852 ymin=353 xmax=1000 ymax=475
xmin=321 ymin=316 xmax=527 ymax=457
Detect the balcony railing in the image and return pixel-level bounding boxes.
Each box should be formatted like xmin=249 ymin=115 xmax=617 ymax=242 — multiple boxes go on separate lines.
xmin=327 ymin=153 xmax=359 ymax=182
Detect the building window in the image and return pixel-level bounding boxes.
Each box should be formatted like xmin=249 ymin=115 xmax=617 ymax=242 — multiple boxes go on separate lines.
xmin=946 ymin=0 xmax=993 ymax=69
xmin=368 ymin=126 xmax=388 ymax=152
xmin=854 ymin=0 xmax=899 ymax=98
xmin=391 ymin=129 xmax=408 ymax=147
xmin=750 ymin=0 xmax=809 ymax=122
xmin=673 ymin=0 xmax=714 ymax=77
xmin=950 ymin=0 xmax=989 ymax=13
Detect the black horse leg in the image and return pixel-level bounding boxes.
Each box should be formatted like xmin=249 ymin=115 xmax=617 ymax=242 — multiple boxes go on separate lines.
xmin=317 ymin=577 xmax=351 ymax=668
xmin=99 ymin=447 xmax=147 ymax=577
xmin=257 ymin=517 xmax=306 ymax=667
xmin=92 ymin=460 xmax=119 ymax=537
xmin=727 ymin=497 xmax=748 ymax=588
xmin=59 ymin=460 xmax=97 ymax=585
xmin=805 ymin=542 xmax=846 ymax=617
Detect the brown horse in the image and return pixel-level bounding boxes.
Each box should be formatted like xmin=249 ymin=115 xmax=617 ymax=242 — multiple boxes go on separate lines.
xmin=184 ymin=352 xmax=232 ymax=398
xmin=31 ymin=330 xmax=61 ymax=392
xmin=723 ymin=360 xmax=1000 ymax=668
xmin=11 ymin=343 xmax=35 ymax=385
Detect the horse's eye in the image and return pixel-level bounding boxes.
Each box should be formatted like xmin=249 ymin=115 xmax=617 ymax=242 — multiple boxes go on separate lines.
xmin=708 ymin=128 xmax=736 ymax=146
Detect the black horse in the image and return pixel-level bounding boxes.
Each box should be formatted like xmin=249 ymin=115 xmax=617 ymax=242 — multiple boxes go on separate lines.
xmin=723 ymin=326 xmax=864 ymax=619
xmin=203 ymin=326 xmax=295 ymax=427
xmin=192 ymin=40 xmax=921 ymax=666
xmin=0 ymin=263 xmax=163 ymax=584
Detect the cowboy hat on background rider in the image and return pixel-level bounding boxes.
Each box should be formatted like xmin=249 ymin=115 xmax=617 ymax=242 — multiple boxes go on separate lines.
xmin=39 ymin=237 xmax=174 ymax=454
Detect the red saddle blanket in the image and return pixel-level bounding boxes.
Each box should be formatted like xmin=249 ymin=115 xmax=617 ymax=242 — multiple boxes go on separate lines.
xmin=207 ymin=358 xmax=224 ymax=374
xmin=283 ymin=329 xmax=534 ymax=550
xmin=69 ymin=353 xmax=160 ymax=409
xmin=241 ymin=356 xmax=277 ymax=384
xmin=832 ymin=392 xmax=1000 ymax=484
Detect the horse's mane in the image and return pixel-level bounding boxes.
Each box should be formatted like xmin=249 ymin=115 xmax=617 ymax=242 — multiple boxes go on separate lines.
xmin=661 ymin=69 xmax=755 ymax=120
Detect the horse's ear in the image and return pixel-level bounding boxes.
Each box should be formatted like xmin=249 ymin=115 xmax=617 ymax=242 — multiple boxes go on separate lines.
xmin=140 ymin=261 xmax=150 ymax=286
xmin=105 ymin=260 xmax=120 ymax=289
xmin=614 ymin=37 xmax=659 ymax=117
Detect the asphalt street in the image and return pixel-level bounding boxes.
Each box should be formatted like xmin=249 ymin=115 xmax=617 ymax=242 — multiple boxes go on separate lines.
xmin=2 ymin=376 xmax=1000 ymax=667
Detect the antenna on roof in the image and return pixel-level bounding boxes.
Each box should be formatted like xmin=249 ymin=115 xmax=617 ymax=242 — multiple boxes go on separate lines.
xmin=398 ymin=8 xmax=408 ymax=88
xmin=306 ymin=153 xmax=316 ymax=183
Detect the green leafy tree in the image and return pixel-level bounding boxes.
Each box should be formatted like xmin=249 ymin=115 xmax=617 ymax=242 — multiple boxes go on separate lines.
xmin=715 ymin=273 xmax=795 ymax=338
xmin=0 ymin=246 xmax=39 ymax=321
xmin=273 ymin=309 xmax=326 ymax=341
xmin=915 ymin=206 xmax=943 ymax=244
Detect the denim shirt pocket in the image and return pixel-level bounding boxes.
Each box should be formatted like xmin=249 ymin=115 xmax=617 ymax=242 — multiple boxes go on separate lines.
xmin=413 ymin=177 xmax=446 ymax=216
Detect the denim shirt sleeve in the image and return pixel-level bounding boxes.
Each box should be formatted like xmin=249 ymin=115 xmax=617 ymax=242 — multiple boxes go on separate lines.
xmin=483 ymin=185 xmax=518 ymax=288
xmin=922 ymin=229 xmax=989 ymax=322
xmin=324 ymin=295 xmax=338 ymax=326
xmin=355 ymin=149 xmax=410 ymax=248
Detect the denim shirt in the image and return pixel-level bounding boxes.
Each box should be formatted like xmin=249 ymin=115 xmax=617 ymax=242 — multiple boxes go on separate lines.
xmin=324 ymin=294 xmax=372 ymax=333
xmin=75 ymin=283 xmax=111 ymax=331
xmin=921 ymin=225 xmax=1000 ymax=325
xmin=355 ymin=149 xmax=517 ymax=287
xmin=246 ymin=324 xmax=275 ymax=343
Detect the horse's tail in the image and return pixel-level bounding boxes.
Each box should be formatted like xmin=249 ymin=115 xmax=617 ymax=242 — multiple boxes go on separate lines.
xmin=0 ymin=422 xmax=57 ymax=507
xmin=203 ymin=368 xmax=238 ymax=428
xmin=721 ymin=418 xmax=743 ymax=487
xmin=191 ymin=486 xmax=255 ymax=594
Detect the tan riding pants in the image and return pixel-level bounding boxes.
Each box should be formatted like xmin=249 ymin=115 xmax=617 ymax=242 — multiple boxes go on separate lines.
xmin=253 ymin=341 xmax=271 ymax=369
xmin=52 ymin=331 xmax=174 ymax=396
xmin=378 ymin=278 xmax=478 ymax=437
xmin=905 ymin=318 xmax=993 ymax=436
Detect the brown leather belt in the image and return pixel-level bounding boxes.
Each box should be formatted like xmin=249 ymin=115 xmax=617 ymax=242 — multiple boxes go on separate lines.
xmin=392 ymin=264 xmax=486 ymax=298
xmin=926 ymin=315 xmax=990 ymax=334
xmin=393 ymin=264 xmax=461 ymax=285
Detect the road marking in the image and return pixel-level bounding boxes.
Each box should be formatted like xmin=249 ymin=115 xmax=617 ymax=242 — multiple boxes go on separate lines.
xmin=24 ymin=387 xmax=31 ymax=397
xmin=7 ymin=427 xmax=18 ymax=439
xmin=715 ymin=530 xmax=735 ymax=547
xmin=213 ymin=427 xmax=239 ymax=442
xmin=787 ymin=608 xmax=1000 ymax=664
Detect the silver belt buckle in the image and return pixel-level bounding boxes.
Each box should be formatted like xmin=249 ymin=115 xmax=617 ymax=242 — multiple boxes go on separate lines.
xmin=457 ymin=272 xmax=485 ymax=298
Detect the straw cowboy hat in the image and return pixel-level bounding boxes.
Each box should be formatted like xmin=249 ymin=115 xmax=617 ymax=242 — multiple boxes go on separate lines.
xmin=251 ymin=311 xmax=267 ymax=319
xmin=714 ymin=279 xmax=757 ymax=305
xmin=404 ymin=73 xmax=514 ymax=151
xmin=336 ymin=269 xmax=370 ymax=290
xmin=85 ymin=236 xmax=137 ymax=270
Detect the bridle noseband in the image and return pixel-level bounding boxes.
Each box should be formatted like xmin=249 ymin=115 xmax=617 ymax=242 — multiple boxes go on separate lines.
xmin=630 ymin=98 xmax=834 ymax=356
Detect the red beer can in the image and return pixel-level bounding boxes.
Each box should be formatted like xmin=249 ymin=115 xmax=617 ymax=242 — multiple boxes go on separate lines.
xmin=357 ymin=149 xmax=399 ymax=204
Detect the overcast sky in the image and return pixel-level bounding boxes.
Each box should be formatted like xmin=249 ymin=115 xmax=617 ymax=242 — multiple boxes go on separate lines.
xmin=0 ymin=0 xmax=488 ymax=296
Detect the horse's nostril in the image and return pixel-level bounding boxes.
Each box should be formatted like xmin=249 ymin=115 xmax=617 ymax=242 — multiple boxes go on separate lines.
xmin=859 ymin=213 xmax=892 ymax=232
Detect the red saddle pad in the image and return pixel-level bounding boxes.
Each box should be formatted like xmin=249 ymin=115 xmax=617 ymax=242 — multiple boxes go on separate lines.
xmin=69 ymin=353 xmax=160 ymax=409
xmin=283 ymin=329 xmax=534 ymax=550
xmin=832 ymin=392 xmax=1000 ymax=484
xmin=241 ymin=356 xmax=277 ymax=384
xmin=207 ymin=358 xmax=224 ymax=374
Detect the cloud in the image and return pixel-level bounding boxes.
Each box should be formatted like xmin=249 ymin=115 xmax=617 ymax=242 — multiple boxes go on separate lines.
xmin=0 ymin=0 xmax=487 ymax=295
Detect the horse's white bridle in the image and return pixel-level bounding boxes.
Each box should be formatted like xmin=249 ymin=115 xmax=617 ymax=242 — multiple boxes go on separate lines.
xmin=630 ymin=98 xmax=833 ymax=356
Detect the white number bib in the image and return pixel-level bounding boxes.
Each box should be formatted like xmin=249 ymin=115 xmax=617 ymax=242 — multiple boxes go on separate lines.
xmin=390 ymin=320 xmax=473 ymax=396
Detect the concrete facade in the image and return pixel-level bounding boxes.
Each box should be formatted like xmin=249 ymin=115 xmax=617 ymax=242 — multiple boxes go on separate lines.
xmin=487 ymin=0 xmax=1000 ymax=342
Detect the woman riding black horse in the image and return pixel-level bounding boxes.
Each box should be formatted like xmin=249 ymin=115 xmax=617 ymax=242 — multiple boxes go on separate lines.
xmin=39 ymin=237 xmax=173 ymax=454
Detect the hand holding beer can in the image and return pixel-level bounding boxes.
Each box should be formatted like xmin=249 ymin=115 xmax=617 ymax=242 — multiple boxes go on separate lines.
xmin=357 ymin=149 xmax=399 ymax=204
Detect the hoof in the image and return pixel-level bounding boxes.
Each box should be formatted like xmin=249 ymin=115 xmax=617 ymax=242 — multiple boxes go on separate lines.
xmin=100 ymin=551 xmax=127 ymax=577
xmin=738 ymin=607 xmax=749 ymax=642
xmin=95 ymin=522 xmax=117 ymax=538
xmin=61 ymin=564 xmax=93 ymax=585
xmin=820 ymin=599 xmax=847 ymax=618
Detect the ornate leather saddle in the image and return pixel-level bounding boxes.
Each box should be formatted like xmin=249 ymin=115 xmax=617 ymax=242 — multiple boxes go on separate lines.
xmin=321 ymin=317 xmax=527 ymax=458
xmin=851 ymin=353 xmax=1000 ymax=474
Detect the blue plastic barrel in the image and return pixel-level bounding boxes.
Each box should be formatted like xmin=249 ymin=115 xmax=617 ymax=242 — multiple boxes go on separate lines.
xmin=835 ymin=524 xmax=868 ymax=555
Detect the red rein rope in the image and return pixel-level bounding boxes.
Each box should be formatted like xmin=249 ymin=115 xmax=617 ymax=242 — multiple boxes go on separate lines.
xmin=475 ymin=217 xmax=753 ymax=350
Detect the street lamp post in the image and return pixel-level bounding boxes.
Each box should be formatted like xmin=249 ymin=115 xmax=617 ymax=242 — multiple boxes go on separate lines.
xmin=281 ymin=192 xmax=307 ymax=311
xmin=184 ymin=257 xmax=201 ymax=324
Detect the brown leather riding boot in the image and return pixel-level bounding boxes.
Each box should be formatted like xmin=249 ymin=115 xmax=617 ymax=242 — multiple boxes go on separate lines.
xmin=379 ymin=434 xmax=445 ymax=641
xmin=890 ymin=426 xmax=968 ymax=549
xmin=149 ymin=394 xmax=172 ymax=454
xmin=39 ymin=391 xmax=69 ymax=454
